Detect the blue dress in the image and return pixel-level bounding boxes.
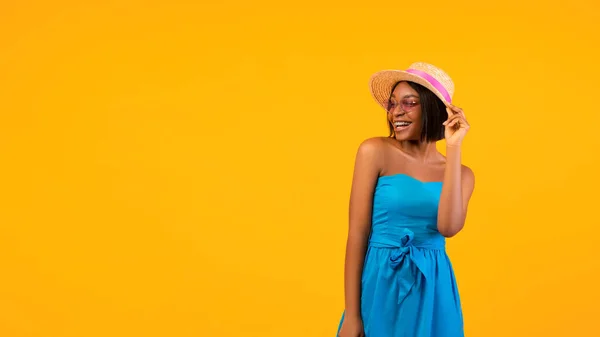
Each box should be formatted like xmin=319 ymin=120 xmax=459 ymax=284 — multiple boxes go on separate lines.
xmin=337 ymin=174 xmax=464 ymax=337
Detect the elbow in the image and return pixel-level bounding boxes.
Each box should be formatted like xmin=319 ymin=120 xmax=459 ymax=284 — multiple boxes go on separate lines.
xmin=437 ymin=211 xmax=467 ymax=238
xmin=439 ymin=229 xmax=460 ymax=239
xmin=347 ymin=223 xmax=371 ymax=242
xmin=437 ymin=222 xmax=464 ymax=238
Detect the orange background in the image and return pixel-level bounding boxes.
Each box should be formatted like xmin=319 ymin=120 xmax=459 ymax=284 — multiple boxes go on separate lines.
xmin=1 ymin=1 xmax=599 ymax=336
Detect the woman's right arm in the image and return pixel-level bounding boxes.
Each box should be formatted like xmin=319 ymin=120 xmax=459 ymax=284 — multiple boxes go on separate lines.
xmin=343 ymin=138 xmax=383 ymax=321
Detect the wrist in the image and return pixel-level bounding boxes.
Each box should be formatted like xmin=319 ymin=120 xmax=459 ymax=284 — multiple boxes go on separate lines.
xmin=446 ymin=143 xmax=462 ymax=149
xmin=345 ymin=310 xmax=362 ymax=321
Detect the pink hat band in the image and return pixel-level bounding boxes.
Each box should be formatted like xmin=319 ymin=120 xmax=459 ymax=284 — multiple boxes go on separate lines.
xmin=405 ymin=68 xmax=452 ymax=103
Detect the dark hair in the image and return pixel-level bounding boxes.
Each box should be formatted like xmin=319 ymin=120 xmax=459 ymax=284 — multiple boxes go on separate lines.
xmin=386 ymin=81 xmax=448 ymax=142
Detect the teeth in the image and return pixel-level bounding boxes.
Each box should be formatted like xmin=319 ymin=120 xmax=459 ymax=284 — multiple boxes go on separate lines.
xmin=394 ymin=122 xmax=411 ymax=126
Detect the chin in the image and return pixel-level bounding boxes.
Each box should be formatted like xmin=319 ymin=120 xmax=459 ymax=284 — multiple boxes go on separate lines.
xmin=393 ymin=133 xmax=417 ymax=141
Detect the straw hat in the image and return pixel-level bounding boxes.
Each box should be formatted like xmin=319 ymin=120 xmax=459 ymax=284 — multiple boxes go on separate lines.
xmin=369 ymin=62 xmax=455 ymax=111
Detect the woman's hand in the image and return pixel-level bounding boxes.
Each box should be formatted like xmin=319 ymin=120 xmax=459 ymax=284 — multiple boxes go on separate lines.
xmin=338 ymin=316 xmax=365 ymax=337
xmin=443 ymin=103 xmax=470 ymax=148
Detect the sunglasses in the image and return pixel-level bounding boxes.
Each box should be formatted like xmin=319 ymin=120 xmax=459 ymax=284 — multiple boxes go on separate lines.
xmin=386 ymin=99 xmax=420 ymax=113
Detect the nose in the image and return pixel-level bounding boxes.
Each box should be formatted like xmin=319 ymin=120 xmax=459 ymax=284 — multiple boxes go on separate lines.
xmin=393 ymin=105 xmax=406 ymax=117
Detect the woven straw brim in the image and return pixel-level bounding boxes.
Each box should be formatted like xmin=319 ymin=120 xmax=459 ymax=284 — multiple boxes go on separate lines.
xmin=369 ymin=70 xmax=451 ymax=111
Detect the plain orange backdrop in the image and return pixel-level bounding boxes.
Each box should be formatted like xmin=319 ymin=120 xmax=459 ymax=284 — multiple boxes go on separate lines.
xmin=1 ymin=1 xmax=600 ymax=336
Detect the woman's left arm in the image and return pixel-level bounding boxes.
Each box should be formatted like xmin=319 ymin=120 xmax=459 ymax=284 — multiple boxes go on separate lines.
xmin=437 ymin=103 xmax=476 ymax=237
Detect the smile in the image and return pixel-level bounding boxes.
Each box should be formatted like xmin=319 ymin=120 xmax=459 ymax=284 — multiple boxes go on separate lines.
xmin=393 ymin=121 xmax=412 ymax=130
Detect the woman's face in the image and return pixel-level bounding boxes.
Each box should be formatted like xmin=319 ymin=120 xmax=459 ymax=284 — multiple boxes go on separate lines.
xmin=387 ymin=81 xmax=422 ymax=141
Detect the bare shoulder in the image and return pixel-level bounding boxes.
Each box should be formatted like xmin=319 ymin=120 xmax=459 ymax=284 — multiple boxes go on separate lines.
xmin=461 ymin=164 xmax=475 ymax=189
xmin=353 ymin=137 xmax=387 ymax=174
xmin=461 ymin=165 xmax=474 ymax=178
xmin=356 ymin=136 xmax=388 ymax=158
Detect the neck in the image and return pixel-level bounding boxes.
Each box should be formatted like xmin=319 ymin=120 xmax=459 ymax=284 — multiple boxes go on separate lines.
xmin=394 ymin=138 xmax=440 ymax=162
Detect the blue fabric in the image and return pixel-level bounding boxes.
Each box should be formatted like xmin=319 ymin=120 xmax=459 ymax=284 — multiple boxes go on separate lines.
xmin=337 ymin=174 xmax=464 ymax=337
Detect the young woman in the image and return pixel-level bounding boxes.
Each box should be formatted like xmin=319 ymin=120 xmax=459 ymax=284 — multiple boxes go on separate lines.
xmin=337 ymin=62 xmax=475 ymax=337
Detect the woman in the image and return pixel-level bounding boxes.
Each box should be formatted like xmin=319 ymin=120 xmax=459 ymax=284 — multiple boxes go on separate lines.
xmin=337 ymin=62 xmax=475 ymax=337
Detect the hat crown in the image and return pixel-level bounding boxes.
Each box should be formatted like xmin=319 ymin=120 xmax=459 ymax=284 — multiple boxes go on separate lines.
xmin=407 ymin=62 xmax=455 ymax=99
